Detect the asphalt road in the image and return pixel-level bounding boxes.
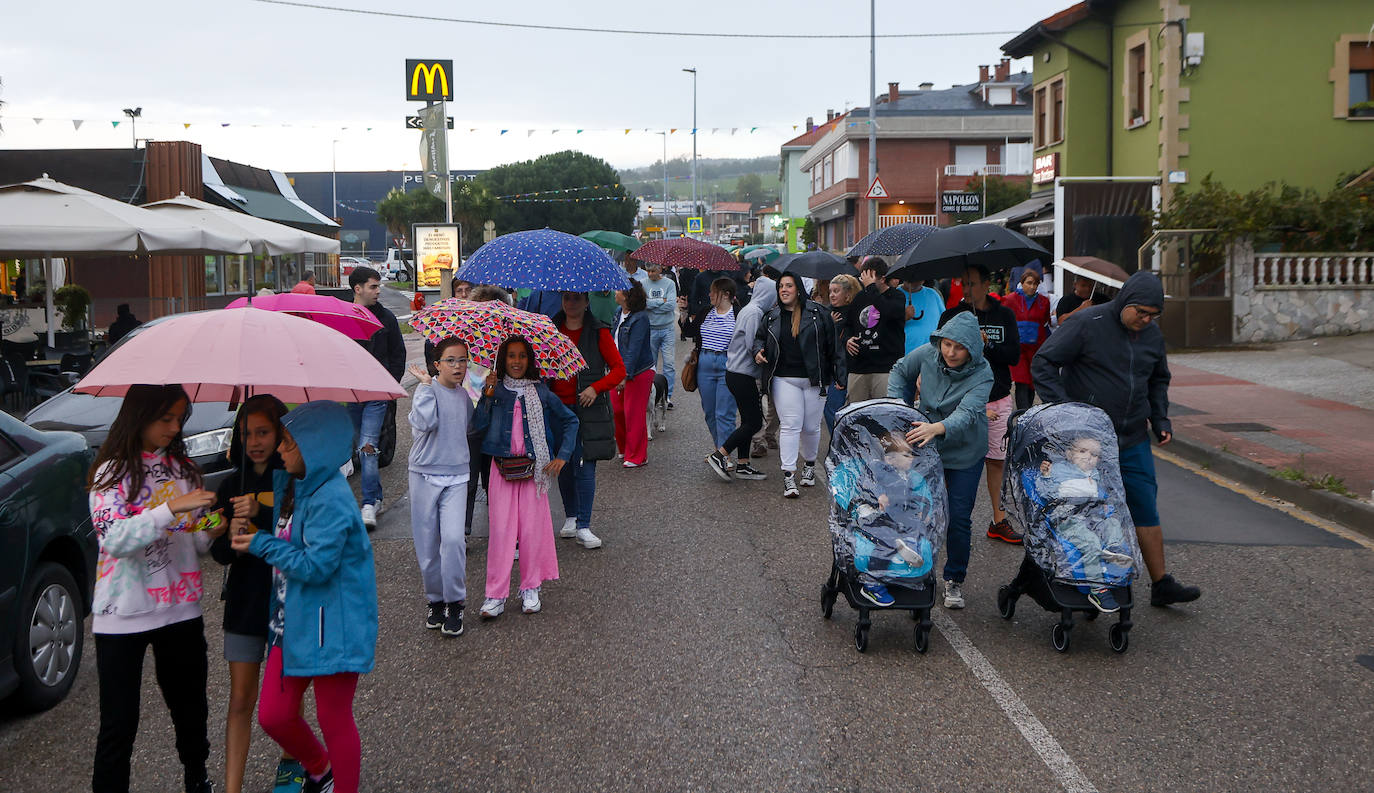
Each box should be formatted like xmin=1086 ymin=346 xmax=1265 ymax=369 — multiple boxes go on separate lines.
xmin=2 ymin=319 xmax=1371 ymax=792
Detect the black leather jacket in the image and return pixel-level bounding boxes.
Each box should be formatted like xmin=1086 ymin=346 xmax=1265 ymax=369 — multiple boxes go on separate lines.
xmin=752 ymin=300 xmax=844 ymax=392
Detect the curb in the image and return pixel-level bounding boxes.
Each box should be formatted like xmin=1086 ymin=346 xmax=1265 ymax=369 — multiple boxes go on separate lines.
xmin=1165 ymin=434 xmax=1374 ymax=542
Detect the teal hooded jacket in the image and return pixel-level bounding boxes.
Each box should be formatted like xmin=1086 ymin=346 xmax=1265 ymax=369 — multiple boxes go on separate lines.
xmin=249 ymin=400 xmax=378 ymax=677
xmin=886 ymin=311 xmax=994 ymax=470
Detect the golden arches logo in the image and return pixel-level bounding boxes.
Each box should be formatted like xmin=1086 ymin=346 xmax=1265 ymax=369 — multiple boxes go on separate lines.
xmin=405 ymin=59 xmax=453 ymax=100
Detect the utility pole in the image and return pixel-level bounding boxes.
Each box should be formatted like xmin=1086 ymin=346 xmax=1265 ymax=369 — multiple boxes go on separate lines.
xmin=331 ymin=139 xmax=339 ymax=221
xmin=658 ymin=131 xmax=669 ymax=237
xmin=122 ymin=107 xmax=141 ymax=149
xmin=684 ymin=68 xmax=698 ymax=220
xmin=867 ymin=0 xmax=878 ymax=236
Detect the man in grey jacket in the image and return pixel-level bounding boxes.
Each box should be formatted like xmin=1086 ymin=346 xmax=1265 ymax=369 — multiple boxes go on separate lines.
xmin=706 ymin=277 xmax=778 ymax=481
xmin=644 ymin=263 xmax=678 ymax=408
xmin=1032 ymin=271 xmax=1201 ymax=607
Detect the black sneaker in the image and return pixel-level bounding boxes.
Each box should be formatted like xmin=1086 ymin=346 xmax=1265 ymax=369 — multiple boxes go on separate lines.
xmin=441 ymin=602 xmax=464 ymax=636
xmin=705 ymin=450 xmax=733 ymax=482
xmin=733 ymin=463 xmax=768 ymax=480
xmin=186 ymin=779 xmax=213 ymax=793
xmin=425 ymin=601 xmax=445 ymax=630
xmin=986 ymin=519 xmax=1024 ymax=544
xmin=302 ymin=769 xmax=334 ymax=793
xmin=1150 ymin=574 xmax=1201 ymax=607
xmin=666 ymin=400 xmax=675 ymax=410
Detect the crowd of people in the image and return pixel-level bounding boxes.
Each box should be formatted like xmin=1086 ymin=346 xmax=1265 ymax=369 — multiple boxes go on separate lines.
xmin=82 ymin=256 xmax=1199 ymax=793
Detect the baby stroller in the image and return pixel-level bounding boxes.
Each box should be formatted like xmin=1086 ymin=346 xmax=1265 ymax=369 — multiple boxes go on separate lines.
xmin=820 ymin=399 xmax=947 ymax=654
xmin=996 ymin=403 xmax=1144 ymax=654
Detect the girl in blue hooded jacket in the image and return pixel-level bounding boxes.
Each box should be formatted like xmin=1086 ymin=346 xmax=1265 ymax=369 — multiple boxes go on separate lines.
xmin=231 ymin=400 xmax=378 ymax=793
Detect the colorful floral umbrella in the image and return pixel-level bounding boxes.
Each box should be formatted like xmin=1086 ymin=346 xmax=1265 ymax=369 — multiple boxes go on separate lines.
xmin=409 ymin=298 xmax=586 ymax=380
xmin=633 ymin=236 xmax=740 ymax=271
xmin=224 ymin=292 xmax=381 ymax=340
xmin=456 ymin=228 xmax=630 ymax=291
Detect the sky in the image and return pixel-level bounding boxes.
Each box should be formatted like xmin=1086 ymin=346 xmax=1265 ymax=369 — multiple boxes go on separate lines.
xmin=0 ymin=0 xmax=1068 ymax=175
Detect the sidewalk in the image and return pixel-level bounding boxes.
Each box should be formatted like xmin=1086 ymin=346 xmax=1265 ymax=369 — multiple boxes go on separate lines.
xmin=1167 ymin=332 xmax=1374 ymax=532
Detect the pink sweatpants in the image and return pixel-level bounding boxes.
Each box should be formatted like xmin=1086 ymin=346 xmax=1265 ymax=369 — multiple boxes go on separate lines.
xmin=258 ymin=646 xmax=361 ymax=793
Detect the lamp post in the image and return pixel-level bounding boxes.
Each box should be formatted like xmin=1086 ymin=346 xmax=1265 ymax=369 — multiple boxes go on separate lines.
xmin=684 ymin=67 xmax=697 ymax=219
xmin=658 ymin=131 xmax=669 ymax=237
xmin=331 ymin=140 xmax=340 ymax=222
xmin=121 ymin=107 xmax=141 ymax=149
xmin=867 ymin=0 xmax=878 ymax=236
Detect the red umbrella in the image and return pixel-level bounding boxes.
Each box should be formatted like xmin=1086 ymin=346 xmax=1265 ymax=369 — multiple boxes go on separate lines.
xmin=633 ymin=237 xmax=740 ymax=271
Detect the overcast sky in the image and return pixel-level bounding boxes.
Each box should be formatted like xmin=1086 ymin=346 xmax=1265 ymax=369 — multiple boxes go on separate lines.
xmin=0 ymin=0 xmax=1066 ymax=175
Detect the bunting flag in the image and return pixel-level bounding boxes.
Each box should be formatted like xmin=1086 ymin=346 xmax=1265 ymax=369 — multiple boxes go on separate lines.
xmin=625 ymin=129 xmax=631 ymax=134
xmin=670 ymin=128 xmax=676 ymax=134
xmin=111 ymin=121 xmax=120 ymax=128
xmin=731 ymin=128 xmax=738 ymax=135
xmin=32 ymin=118 xmax=42 ymax=125
xmin=500 ymin=129 xmax=508 ymax=135
xmin=183 ymin=123 xmax=191 ymax=129
xmin=72 ymin=120 xmax=83 ymax=131
xmin=527 ymin=129 xmax=535 ymax=137
xmin=222 ymin=123 xmax=230 ymax=127
xmin=494 ymin=183 xmax=624 ymax=200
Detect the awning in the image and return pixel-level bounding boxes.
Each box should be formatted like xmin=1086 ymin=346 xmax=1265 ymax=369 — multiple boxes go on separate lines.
xmin=972 ymin=193 xmax=1054 ymax=227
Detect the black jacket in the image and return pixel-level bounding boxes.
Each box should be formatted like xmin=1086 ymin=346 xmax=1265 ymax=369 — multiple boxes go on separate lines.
xmin=939 ymin=298 xmax=1020 ymax=402
xmin=361 ymin=302 xmax=406 ymax=382
xmin=845 ymin=284 xmax=907 ymax=374
xmin=752 ymin=300 xmax=843 ymax=393
xmin=210 ymin=461 xmax=279 ymax=638
xmin=1031 ymin=271 xmax=1171 ymax=449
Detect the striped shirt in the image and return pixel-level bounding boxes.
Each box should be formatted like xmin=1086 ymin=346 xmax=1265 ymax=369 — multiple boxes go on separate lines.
xmin=700 ymin=308 xmax=735 ymax=353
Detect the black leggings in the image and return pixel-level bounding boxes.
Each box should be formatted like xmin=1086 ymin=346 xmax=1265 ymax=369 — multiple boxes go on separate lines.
xmin=1014 ymin=382 xmax=1036 ymax=411
xmin=93 ymin=617 xmax=209 ymax=793
xmin=721 ymin=371 xmax=763 ymax=459
xmin=466 ymin=431 xmax=490 ymax=529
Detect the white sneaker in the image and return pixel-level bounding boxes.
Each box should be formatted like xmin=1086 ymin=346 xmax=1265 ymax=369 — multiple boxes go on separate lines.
xmin=360 ymin=503 xmax=377 ymax=529
xmin=479 ymin=598 xmax=505 ymax=619
xmin=576 ymin=528 xmax=602 ymax=549
xmin=943 ymin=580 xmax=965 ymax=609
xmin=782 ymin=472 xmax=800 ymax=498
xmin=895 ymin=538 xmax=925 ymax=569
xmin=520 ymin=587 xmax=541 ymax=614
xmin=559 ymin=517 xmax=578 ymax=539
xmin=800 ymin=463 xmax=817 ymax=487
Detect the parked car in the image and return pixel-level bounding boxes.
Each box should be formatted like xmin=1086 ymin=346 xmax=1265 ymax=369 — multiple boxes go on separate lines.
xmin=24 ymin=314 xmax=398 ymax=481
xmin=0 ymin=411 xmax=96 ymax=711
xmin=339 ymin=256 xmax=371 ymax=279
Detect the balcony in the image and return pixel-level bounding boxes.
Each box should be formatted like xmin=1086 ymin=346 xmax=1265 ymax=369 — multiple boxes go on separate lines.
xmin=878 ymin=214 xmax=937 ymax=228
xmin=942 ymin=163 xmax=1030 ymax=176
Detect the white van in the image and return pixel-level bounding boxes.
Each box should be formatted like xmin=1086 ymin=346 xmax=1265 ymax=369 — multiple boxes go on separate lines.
xmin=383 ymin=248 xmax=414 ymax=280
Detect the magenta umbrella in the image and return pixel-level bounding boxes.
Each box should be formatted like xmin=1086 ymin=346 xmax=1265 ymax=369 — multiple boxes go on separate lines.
xmin=75 ymin=307 xmax=405 ymax=403
xmin=225 ymin=293 xmax=381 ymax=340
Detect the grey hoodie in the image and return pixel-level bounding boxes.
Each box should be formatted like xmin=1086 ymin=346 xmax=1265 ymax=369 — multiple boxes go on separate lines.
xmin=886 ymin=311 xmax=995 ymax=470
xmin=727 ymin=276 xmax=776 ymax=377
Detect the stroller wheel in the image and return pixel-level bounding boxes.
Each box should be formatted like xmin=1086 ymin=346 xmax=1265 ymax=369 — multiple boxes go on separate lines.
xmin=1084 ymin=609 xmax=1099 ymax=621
xmin=1051 ymin=623 xmax=1071 ymax=653
xmin=997 ymin=586 xmax=1016 ymax=620
xmin=1109 ymin=623 xmax=1129 ymax=654
xmin=913 ymin=624 xmax=931 ymax=654
xmin=820 ymin=586 xmax=836 ymax=619
xmin=854 ymin=623 xmax=870 ymax=653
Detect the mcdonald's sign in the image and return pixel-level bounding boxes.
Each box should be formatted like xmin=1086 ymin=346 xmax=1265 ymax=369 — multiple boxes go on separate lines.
xmin=405 ymin=59 xmax=454 ymax=101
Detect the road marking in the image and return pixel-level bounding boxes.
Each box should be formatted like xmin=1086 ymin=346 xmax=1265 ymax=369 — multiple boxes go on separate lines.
xmin=1155 ymin=448 xmax=1374 ymax=553
xmin=932 ymin=610 xmax=1099 ymax=793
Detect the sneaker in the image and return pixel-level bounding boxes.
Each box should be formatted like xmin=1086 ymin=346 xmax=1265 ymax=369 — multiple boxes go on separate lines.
xmin=1150 ymin=574 xmax=1201 ymax=607
xmin=750 ymin=440 xmax=769 ymax=458
xmin=576 ymin=527 xmax=603 ymax=549
xmin=187 ymin=780 xmax=213 ymax=793
xmin=666 ymin=400 xmax=675 ymax=410
xmin=782 ymin=472 xmax=800 ymax=498
xmin=441 ymin=602 xmax=464 ymax=636
xmin=943 ymin=580 xmax=965 ymax=609
xmin=733 ymin=463 xmax=768 ymax=481
xmin=986 ymin=519 xmax=1023 ymax=544
xmin=479 ymin=598 xmax=505 ymax=619
xmin=520 ymin=587 xmax=541 ymax=614
xmin=273 ymin=759 xmax=306 ymax=793
xmin=1087 ymin=587 xmax=1120 ymax=613
xmin=623 ymin=460 xmax=643 ymax=468
xmin=895 ymin=538 xmax=924 ymax=569
xmin=302 ymin=770 xmax=334 ymax=793
xmin=425 ymin=601 xmax=445 ymax=630
xmin=360 ymin=503 xmax=377 ymax=530
xmin=1101 ymin=549 xmax=1134 ymax=567
xmin=859 ymin=583 xmax=895 ymax=607
xmin=800 ymin=462 xmax=817 ymax=487
xmin=706 ymin=450 xmax=733 ymax=482
xmin=513 ymin=546 xmax=519 ymax=560
xmin=766 ymin=437 xmax=779 ymax=450
xmin=559 ymin=517 xmax=578 ymax=539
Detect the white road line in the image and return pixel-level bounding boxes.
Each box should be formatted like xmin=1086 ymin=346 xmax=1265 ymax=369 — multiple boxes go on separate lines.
xmin=932 ymin=610 xmax=1099 ymax=793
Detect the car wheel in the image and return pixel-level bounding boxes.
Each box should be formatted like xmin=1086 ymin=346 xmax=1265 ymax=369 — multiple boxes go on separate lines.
xmin=378 ymin=400 xmax=397 ymax=469
xmin=10 ymin=562 xmax=84 ymax=712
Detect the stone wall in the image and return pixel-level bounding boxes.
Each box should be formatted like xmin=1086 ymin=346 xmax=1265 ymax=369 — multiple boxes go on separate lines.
xmin=1232 ymin=242 xmax=1374 ymax=343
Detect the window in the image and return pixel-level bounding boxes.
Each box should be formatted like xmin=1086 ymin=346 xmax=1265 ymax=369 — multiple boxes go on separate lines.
xmin=1052 ymin=80 xmax=1064 ymax=143
xmin=224 ymin=255 xmax=248 ymax=293
xmin=1331 ymin=36 xmax=1374 ymax=119
xmin=1034 ymin=86 xmax=1047 ymax=147
xmin=1003 ymin=142 xmax=1033 ymax=174
xmin=1129 ymin=45 xmax=1146 ymax=120
xmin=955 ymin=144 xmax=988 ymax=175
xmin=1123 ymin=31 xmax=1152 ymax=129
xmin=253 ymin=254 xmax=277 ymax=291
xmin=812 ymin=165 xmax=822 ymax=195
xmin=204 ymin=256 xmax=222 ymax=296
xmin=823 ymin=153 xmax=834 ymax=188
xmin=1033 ymin=76 xmax=1066 ymax=148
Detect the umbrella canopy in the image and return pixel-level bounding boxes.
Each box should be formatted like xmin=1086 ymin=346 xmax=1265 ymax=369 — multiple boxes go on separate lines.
xmin=224 ymin=293 xmax=381 ymax=340
xmin=778 ymin=250 xmax=853 ymax=281
xmin=846 ymin=222 xmax=938 ymax=259
xmin=142 ymin=193 xmax=339 ymax=256
xmin=740 ymin=244 xmax=781 ymax=263
xmin=74 ymin=307 xmax=405 ymax=403
xmin=0 ymin=176 xmax=252 ymax=257
xmin=889 ymin=224 xmax=1051 ymax=282
xmin=579 ymin=230 xmax=642 ymax=253
xmin=633 ymin=237 xmax=740 ymax=271
xmin=409 ymin=298 xmax=586 ymax=380
xmin=1054 ymin=256 xmax=1131 ymax=289
xmin=456 ymin=228 xmax=629 ymax=291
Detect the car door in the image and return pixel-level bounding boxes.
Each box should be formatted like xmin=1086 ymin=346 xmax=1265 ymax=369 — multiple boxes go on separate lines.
xmin=0 ymin=434 xmax=27 ymax=654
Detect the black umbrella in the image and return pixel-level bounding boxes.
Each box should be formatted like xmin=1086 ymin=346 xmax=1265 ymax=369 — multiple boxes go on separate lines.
xmin=777 ymin=250 xmax=853 ymax=280
xmin=889 ymin=224 xmax=1050 ymax=282
xmin=846 ymin=222 xmax=938 ymax=258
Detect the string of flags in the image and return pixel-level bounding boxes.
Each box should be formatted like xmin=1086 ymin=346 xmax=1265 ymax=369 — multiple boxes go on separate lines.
xmin=502 ymin=196 xmax=631 ymax=204
xmin=494 ymin=184 xmax=623 ymax=200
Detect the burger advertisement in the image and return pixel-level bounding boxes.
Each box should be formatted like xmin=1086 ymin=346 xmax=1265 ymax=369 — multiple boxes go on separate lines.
xmin=412 ymin=222 xmax=462 ymax=290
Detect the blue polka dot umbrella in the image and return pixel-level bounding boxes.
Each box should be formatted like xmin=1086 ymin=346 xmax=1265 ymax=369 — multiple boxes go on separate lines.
xmin=455 ymin=228 xmax=631 ymax=291
xmin=846 ymin=222 xmax=938 ymax=258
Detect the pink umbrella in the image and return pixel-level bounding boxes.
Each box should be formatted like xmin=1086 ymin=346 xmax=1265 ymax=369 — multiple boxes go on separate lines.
xmin=75 ymin=307 xmax=405 ymax=403
xmin=224 ymin=292 xmax=382 ymax=340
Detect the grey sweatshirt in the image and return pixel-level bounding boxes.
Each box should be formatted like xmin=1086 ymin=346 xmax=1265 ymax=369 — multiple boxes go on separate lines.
xmin=644 ymin=275 xmax=678 ymax=329
xmin=408 ymin=380 xmax=474 ymax=476
xmin=726 ymin=276 xmax=777 ymax=377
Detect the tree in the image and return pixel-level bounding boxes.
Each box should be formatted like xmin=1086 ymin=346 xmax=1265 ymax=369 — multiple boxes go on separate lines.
xmin=374 ymin=188 xmax=444 ymax=244
xmin=734 ymin=173 xmax=764 ymax=205
xmin=450 ymin=180 xmax=498 ymax=252
xmin=947 ymin=176 xmax=1031 ymax=225
xmin=476 ymin=150 xmax=636 ymax=236
xmin=800 ymin=218 xmax=818 ymax=248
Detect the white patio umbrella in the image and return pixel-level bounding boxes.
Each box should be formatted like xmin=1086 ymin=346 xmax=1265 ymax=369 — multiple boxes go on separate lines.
xmin=0 ymin=175 xmax=252 ymax=347
xmin=142 ymin=193 xmax=340 ymax=256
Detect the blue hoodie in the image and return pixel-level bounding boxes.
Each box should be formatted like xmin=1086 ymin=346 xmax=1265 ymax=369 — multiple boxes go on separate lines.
xmin=886 ymin=311 xmax=995 ymax=470
xmin=248 ymin=401 xmax=378 ymax=677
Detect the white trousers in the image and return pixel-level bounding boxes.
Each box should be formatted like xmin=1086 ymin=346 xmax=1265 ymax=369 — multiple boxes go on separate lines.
xmin=771 ymin=376 xmax=823 ymax=472
xmin=408 ymin=471 xmax=470 ymax=603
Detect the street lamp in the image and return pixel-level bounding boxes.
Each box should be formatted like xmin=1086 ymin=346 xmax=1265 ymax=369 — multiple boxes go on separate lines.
xmin=682 ymin=68 xmax=697 ymax=220
xmin=122 ymin=107 xmax=141 ymax=149
xmin=657 ymin=131 xmax=669 ymax=236
xmin=331 ymin=140 xmax=340 ymax=222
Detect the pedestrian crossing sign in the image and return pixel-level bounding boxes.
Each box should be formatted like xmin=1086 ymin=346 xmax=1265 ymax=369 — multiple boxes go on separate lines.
xmin=687 ymin=217 xmax=704 ymax=233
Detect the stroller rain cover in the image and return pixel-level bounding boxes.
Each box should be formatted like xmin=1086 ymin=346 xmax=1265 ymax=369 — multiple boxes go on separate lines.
xmin=826 ymin=400 xmax=948 ymax=587
xmin=1002 ymin=403 xmax=1146 ymax=586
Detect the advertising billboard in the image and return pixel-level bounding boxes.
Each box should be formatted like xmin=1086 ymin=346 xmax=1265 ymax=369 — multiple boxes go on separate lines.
xmin=412 ymin=222 xmax=462 ymax=290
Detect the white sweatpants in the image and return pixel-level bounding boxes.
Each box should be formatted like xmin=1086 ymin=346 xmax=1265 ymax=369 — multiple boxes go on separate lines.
xmin=771 ymin=376 xmax=823 ymax=472
xmin=408 ymin=471 xmax=470 ymax=604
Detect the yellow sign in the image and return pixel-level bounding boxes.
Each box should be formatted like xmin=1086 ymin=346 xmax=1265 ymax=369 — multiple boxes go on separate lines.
xmin=687 ymin=217 xmax=704 ymax=233
xmin=644 ymin=226 xmax=665 ymax=232
xmin=405 ymin=59 xmax=454 ymax=101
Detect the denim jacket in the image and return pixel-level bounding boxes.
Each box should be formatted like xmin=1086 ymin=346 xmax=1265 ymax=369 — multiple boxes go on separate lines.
xmin=473 ymin=380 xmax=580 ymax=461
xmin=613 ymin=310 xmax=654 ymax=378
